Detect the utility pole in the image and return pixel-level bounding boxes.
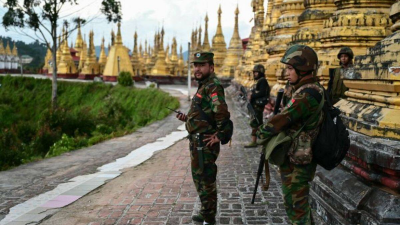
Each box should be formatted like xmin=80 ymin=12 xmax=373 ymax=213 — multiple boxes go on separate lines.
xmin=187 ymin=42 xmax=191 ymax=101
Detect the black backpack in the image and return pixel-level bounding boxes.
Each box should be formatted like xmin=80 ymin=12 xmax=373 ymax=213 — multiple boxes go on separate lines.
xmin=312 ymin=89 xmax=350 ymax=170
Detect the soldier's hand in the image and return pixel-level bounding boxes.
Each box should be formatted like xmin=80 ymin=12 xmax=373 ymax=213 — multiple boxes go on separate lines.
xmin=204 ymin=133 xmax=220 ymax=147
xmin=176 ymin=112 xmax=187 ymax=122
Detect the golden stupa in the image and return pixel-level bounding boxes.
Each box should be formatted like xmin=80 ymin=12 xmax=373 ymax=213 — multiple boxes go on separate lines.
xmin=57 ymin=29 xmax=77 ymax=76
xmin=151 ymin=27 xmax=170 ymax=75
xmin=211 ymin=5 xmax=227 ymax=74
xmin=203 ymin=14 xmax=211 ymax=52
xmin=102 ymin=22 xmax=134 ymax=81
xmin=74 ymin=22 xmax=84 ymax=57
xmin=220 ymin=5 xmax=243 ymax=78
xmin=79 ymin=30 xmax=100 ymax=78
xmin=131 ymin=31 xmax=141 ymax=76
xmin=98 ymin=37 xmax=107 ymax=74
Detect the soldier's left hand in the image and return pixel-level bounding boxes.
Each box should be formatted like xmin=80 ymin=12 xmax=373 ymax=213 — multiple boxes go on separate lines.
xmin=204 ymin=133 xmax=220 ymax=147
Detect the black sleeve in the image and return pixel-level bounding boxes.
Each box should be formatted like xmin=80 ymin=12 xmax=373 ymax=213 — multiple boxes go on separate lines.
xmin=251 ymin=79 xmax=268 ymax=100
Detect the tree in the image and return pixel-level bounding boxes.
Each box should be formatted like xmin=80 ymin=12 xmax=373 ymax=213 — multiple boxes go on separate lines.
xmin=2 ymin=0 xmax=122 ymax=109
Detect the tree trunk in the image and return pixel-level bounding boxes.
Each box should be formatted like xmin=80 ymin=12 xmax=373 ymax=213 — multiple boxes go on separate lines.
xmin=51 ymin=29 xmax=58 ymax=110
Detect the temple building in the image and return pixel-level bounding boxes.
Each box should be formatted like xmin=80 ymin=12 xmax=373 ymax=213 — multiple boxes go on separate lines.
xmin=234 ymin=0 xmax=400 ymax=224
xmin=79 ymin=30 xmax=100 ymax=79
xmin=220 ymin=5 xmax=243 ymax=79
xmin=103 ymin=22 xmax=134 ymax=81
xmin=42 ymin=21 xmax=186 ymax=80
xmin=210 ymin=5 xmax=227 ymax=73
xmin=0 ymin=40 xmax=20 ymax=73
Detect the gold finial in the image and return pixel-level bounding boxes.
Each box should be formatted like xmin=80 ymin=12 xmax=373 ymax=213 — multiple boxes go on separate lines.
xmin=235 ymin=4 xmax=239 ymax=15
xmin=218 ymin=4 xmax=222 ymax=15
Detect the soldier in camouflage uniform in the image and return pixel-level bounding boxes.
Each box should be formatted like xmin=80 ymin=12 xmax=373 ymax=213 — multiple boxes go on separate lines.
xmin=329 ymin=47 xmax=354 ymax=104
xmin=257 ymin=45 xmax=324 ymax=225
xmin=176 ymin=52 xmax=232 ymax=225
xmin=244 ymin=64 xmax=270 ymax=148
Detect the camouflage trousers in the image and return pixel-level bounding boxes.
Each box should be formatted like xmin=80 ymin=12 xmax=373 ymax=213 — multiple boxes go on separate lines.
xmin=250 ymin=106 xmax=264 ymax=136
xmin=189 ymin=138 xmax=220 ymax=222
xmin=280 ymin=157 xmax=317 ymax=225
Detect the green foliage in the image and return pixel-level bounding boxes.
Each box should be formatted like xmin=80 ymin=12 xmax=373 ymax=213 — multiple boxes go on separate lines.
xmin=0 ymin=76 xmax=180 ymax=170
xmin=118 ymin=71 xmax=134 ymax=87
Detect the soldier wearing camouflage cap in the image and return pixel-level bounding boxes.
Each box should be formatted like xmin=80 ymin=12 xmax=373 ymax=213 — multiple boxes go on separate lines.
xmin=245 ymin=64 xmax=270 ymax=148
xmin=328 ymin=47 xmax=353 ymax=104
xmin=257 ymin=45 xmax=324 ymax=225
xmin=176 ymin=51 xmax=233 ymax=225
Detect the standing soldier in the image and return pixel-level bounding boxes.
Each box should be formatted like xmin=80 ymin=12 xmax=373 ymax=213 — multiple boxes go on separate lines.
xmin=244 ymin=64 xmax=270 ymax=148
xmin=329 ymin=47 xmax=354 ymax=104
xmin=176 ymin=52 xmax=233 ymax=225
xmin=257 ymin=45 xmax=324 ymax=225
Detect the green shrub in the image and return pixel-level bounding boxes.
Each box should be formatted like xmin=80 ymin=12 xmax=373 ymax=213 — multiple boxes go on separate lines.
xmin=118 ymin=71 xmax=134 ymax=87
xmin=0 ymin=76 xmax=180 ymax=170
xmin=46 ymin=134 xmax=77 ymax=158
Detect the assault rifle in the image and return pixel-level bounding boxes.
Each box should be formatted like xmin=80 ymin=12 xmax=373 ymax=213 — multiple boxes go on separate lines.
xmin=239 ymin=86 xmax=259 ymax=124
xmin=251 ymin=88 xmax=284 ymax=204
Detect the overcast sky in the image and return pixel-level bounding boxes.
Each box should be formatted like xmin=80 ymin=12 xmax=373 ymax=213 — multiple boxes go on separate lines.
xmin=0 ymin=0 xmax=257 ymax=52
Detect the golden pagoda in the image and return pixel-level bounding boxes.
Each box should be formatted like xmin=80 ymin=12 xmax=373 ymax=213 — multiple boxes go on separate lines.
xmin=103 ymin=22 xmax=134 ymax=81
xmin=177 ymin=44 xmax=185 ymax=76
xmin=203 ymin=14 xmax=211 ymax=51
xmin=42 ymin=46 xmax=53 ymax=73
xmin=169 ymin=38 xmax=179 ymax=75
xmin=74 ymin=21 xmax=84 ymax=56
xmin=309 ymin=2 xmax=400 ymax=225
xmin=220 ymin=5 xmax=243 ymax=78
xmin=79 ymin=30 xmax=100 ymax=78
xmin=57 ymin=28 xmax=77 ymax=77
xmin=131 ymin=31 xmax=141 ymax=76
xmin=98 ymin=37 xmax=107 ymax=74
xmin=0 ymin=39 xmax=4 ymax=55
xmin=11 ymin=42 xmax=18 ymax=56
xmin=290 ymin=0 xmax=335 ymax=50
xmin=78 ymin=37 xmax=88 ymax=71
xmin=5 ymin=41 xmax=12 ymax=55
xmin=196 ymin=25 xmax=202 ymax=52
xmin=142 ymin=40 xmax=149 ymax=75
xmin=264 ymin=0 xmax=304 ymax=95
xmin=145 ymin=44 xmax=153 ymax=75
xmin=151 ymin=27 xmax=170 ymax=75
xmin=235 ymin=0 xmax=265 ymax=86
xmin=317 ymin=0 xmax=395 ymax=82
xmin=211 ymin=5 xmax=227 ymax=73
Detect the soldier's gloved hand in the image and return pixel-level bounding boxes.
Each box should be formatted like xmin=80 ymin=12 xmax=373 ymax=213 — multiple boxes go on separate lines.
xmin=176 ymin=112 xmax=187 ymax=122
xmin=204 ymin=132 xmax=220 ymax=147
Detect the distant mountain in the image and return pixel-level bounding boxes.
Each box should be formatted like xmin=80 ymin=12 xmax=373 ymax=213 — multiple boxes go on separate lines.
xmin=95 ymin=46 xmax=109 ymax=57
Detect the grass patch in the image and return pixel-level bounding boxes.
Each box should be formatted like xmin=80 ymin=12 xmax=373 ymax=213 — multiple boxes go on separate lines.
xmin=0 ymin=76 xmax=180 ymax=170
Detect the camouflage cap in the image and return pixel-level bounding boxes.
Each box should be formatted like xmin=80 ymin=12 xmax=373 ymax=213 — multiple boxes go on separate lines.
xmin=337 ymin=47 xmax=354 ymax=59
xmin=192 ymin=52 xmax=214 ymax=63
xmin=280 ymin=45 xmax=318 ymax=73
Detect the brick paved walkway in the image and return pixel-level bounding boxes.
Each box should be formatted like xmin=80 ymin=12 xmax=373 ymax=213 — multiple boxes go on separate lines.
xmin=41 ymin=89 xmax=321 ymax=225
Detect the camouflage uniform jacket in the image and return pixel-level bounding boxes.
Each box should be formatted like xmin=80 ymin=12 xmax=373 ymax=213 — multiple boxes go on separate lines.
xmin=257 ymin=75 xmax=324 ymax=151
xmin=331 ymin=63 xmax=352 ymax=104
xmin=186 ymin=73 xmax=231 ymax=140
xmin=250 ymin=77 xmax=270 ymax=109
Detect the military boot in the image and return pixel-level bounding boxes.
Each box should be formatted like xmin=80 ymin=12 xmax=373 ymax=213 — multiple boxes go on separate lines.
xmin=244 ymin=142 xmax=258 ymax=148
xmin=192 ymin=214 xmax=204 ymax=222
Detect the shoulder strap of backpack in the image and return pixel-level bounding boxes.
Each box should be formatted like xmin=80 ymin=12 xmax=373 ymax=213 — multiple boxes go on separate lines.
xmin=291 ymin=89 xmax=325 ymax=138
